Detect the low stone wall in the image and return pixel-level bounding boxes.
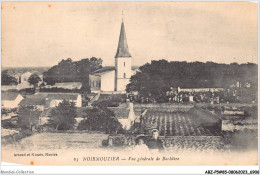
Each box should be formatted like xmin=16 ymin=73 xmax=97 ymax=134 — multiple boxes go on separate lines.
xmin=107 ymin=135 xmax=223 ymax=149
xmin=107 ymin=134 xmax=136 ymax=147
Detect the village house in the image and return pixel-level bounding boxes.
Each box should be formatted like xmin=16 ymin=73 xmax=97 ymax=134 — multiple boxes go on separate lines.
xmin=8 ymin=71 xmax=43 ymax=85
xmin=11 ymin=72 xmax=23 ymax=83
xmin=1 ymin=92 xmax=24 ymax=109
xmin=19 ymin=92 xmax=82 ymax=110
xmin=108 ymin=101 xmax=136 ymax=130
xmin=44 ymin=82 xmax=82 ymax=90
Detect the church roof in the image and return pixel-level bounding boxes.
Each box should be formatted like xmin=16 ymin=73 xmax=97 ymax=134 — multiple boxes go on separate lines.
xmin=90 ymin=66 xmax=139 ymax=76
xmin=115 ymin=21 xmax=131 ymax=58
xmin=90 ymin=66 xmax=115 ymax=76
xmin=132 ymin=66 xmax=139 ymax=70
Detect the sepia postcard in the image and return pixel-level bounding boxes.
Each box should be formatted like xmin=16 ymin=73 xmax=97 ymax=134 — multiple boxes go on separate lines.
xmin=1 ymin=1 xmax=259 ymax=168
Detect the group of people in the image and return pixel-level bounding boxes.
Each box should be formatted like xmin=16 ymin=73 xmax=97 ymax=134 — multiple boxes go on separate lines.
xmin=131 ymin=129 xmax=164 ymax=156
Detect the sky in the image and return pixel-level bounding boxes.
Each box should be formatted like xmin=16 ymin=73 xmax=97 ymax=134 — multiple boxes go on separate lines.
xmin=1 ymin=1 xmax=258 ymax=67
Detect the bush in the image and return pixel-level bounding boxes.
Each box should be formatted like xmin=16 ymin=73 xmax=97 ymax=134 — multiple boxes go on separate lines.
xmin=48 ymin=100 xmax=77 ymax=130
xmin=78 ymin=107 xmax=123 ymax=134
xmin=17 ymin=106 xmax=41 ymax=131
xmin=2 ymin=119 xmax=17 ymax=129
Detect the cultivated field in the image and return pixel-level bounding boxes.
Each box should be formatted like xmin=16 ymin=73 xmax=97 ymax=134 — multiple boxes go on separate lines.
xmin=143 ymin=110 xmax=221 ymax=136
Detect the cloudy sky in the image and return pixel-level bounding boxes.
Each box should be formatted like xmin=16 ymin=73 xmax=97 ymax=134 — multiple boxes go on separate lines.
xmin=2 ymin=1 xmax=258 ymax=67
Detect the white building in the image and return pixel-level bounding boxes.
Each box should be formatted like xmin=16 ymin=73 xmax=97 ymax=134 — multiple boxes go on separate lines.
xmin=1 ymin=92 xmax=24 ymax=109
xmin=89 ymin=19 xmax=138 ymax=93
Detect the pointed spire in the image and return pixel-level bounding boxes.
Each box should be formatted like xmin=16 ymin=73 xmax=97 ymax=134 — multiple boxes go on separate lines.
xmin=122 ymin=10 xmax=124 ymax=22
xmin=115 ymin=19 xmax=131 ymax=58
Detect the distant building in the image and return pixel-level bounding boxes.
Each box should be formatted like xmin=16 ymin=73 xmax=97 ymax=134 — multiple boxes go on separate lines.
xmin=11 ymin=72 xmax=23 ymax=83
xmin=20 ymin=71 xmax=43 ymax=84
xmin=1 ymin=92 xmax=24 ymax=109
xmin=2 ymin=71 xmax=44 ymax=91
xmin=19 ymin=93 xmax=82 ymax=110
xmin=44 ymin=82 xmax=82 ymax=90
xmin=89 ymin=18 xmax=138 ymax=93
xmin=53 ymin=82 xmax=82 ymax=90
xmin=177 ymin=87 xmax=224 ymax=93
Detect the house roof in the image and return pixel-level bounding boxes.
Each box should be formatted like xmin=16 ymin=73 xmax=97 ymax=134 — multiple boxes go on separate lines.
xmin=19 ymin=93 xmax=80 ymax=106
xmin=34 ymin=93 xmax=80 ymax=100
xmin=19 ymin=97 xmax=46 ymax=106
xmin=115 ymin=21 xmax=131 ymax=58
xmin=1 ymin=92 xmax=21 ymax=101
xmin=108 ymin=107 xmax=130 ymax=119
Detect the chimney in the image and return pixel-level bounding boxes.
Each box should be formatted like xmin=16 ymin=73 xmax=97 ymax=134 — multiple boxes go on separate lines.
xmin=126 ymin=98 xmax=131 ymax=108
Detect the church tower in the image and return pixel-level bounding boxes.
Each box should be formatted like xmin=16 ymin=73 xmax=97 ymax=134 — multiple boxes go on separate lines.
xmin=114 ymin=16 xmax=132 ymax=91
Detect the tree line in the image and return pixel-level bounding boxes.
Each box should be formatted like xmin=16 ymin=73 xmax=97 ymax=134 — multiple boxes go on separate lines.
xmin=1 ymin=57 xmax=103 ymax=92
xmin=126 ymin=60 xmax=257 ymax=99
xmin=1 ymin=70 xmax=18 ymax=85
xmin=43 ymin=57 xmax=102 ymax=92
xmin=2 ymin=58 xmax=257 ymax=97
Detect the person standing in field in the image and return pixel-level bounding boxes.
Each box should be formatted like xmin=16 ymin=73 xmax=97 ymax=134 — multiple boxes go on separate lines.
xmin=146 ymin=129 xmax=164 ymax=154
xmin=132 ymin=135 xmax=150 ymax=156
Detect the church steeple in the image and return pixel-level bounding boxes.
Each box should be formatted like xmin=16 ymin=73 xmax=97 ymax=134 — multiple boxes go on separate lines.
xmin=115 ymin=20 xmax=131 ymax=58
xmin=114 ymin=13 xmax=132 ymax=92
